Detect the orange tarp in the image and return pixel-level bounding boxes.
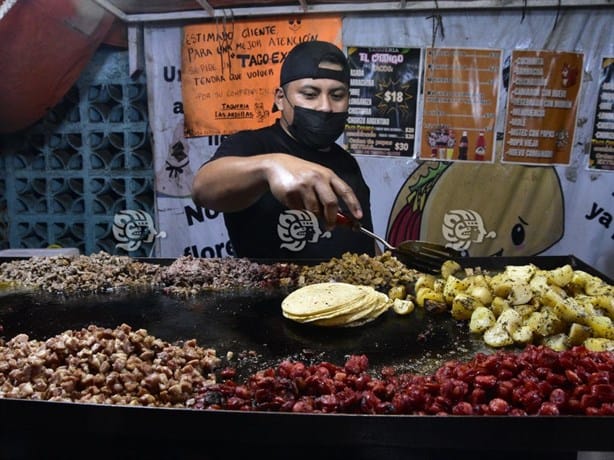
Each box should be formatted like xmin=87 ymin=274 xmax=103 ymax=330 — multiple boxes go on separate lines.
xmin=0 ymin=0 xmax=115 ymax=133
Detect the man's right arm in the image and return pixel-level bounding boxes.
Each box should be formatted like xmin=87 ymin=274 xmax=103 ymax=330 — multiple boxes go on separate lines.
xmin=191 ymin=153 xmax=364 ymax=228
xmin=191 ymin=156 xmax=270 ymax=212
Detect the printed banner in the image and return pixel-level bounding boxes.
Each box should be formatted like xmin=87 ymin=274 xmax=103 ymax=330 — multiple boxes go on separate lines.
xmin=146 ymin=14 xmax=614 ymax=279
xmin=181 ymin=16 xmax=342 ymax=137
xmin=419 ymin=47 xmax=501 ymax=162
xmin=589 ymin=57 xmax=614 ymax=171
xmin=344 ymin=46 xmax=421 ymax=156
xmin=502 ymin=50 xmax=584 ymax=165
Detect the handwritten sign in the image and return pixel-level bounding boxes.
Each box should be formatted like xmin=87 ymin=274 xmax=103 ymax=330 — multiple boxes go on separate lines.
xmin=419 ymin=48 xmax=501 ymax=162
xmin=181 ymin=16 xmax=342 ymax=137
xmin=589 ymin=57 xmax=614 ymax=171
xmin=344 ymin=46 xmax=420 ymax=157
xmin=502 ymin=50 xmax=583 ymax=165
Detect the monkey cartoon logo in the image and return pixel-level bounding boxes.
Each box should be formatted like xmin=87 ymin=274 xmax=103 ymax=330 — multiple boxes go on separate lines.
xmin=287 ymin=18 xmax=302 ymax=31
xmin=255 ymin=102 xmax=270 ymax=123
xmin=387 ymin=161 xmax=564 ymax=257
xmin=277 ymin=210 xmax=331 ymax=251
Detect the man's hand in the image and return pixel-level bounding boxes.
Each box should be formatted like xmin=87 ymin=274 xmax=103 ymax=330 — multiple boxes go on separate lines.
xmin=263 ymin=154 xmax=363 ymax=228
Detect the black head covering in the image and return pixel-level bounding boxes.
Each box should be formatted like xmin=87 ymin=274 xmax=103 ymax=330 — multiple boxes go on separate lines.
xmin=272 ymin=41 xmax=349 ymax=112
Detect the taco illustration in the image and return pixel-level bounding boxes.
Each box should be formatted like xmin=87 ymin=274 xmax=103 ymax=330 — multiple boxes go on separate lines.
xmin=387 ymin=161 xmax=564 ymax=257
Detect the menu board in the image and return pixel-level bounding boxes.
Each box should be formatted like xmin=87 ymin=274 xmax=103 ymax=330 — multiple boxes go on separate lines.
xmin=589 ymin=57 xmax=614 ymax=171
xmin=419 ymin=47 xmax=501 ymax=162
xmin=502 ymin=50 xmax=584 ymax=165
xmin=181 ymin=16 xmax=342 ymax=137
xmin=344 ymin=47 xmax=421 ymax=156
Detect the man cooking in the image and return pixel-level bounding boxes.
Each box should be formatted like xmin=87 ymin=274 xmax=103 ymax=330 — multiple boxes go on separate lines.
xmin=191 ymin=40 xmax=376 ymax=260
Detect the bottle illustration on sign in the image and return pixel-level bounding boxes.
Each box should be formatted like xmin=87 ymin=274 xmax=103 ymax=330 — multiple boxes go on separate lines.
xmin=458 ymin=131 xmax=468 ymax=160
xmin=427 ymin=130 xmax=438 ymax=157
xmin=474 ymin=131 xmax=486 ymax=161
xmin=446 ymin=130 xmax=455 ymax=160
xmin=437 ymin=138 xmax=447 ymax=159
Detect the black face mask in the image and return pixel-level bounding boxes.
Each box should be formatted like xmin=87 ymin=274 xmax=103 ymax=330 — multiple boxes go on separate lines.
xmin=286 ymin=105 xmax=348 ymax=150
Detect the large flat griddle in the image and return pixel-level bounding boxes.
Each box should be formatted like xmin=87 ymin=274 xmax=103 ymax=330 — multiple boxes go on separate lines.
xmin=0 ymin=255 xmax=612 ymax=459
xmin=0 ymin=286 xmax=485 ymax=379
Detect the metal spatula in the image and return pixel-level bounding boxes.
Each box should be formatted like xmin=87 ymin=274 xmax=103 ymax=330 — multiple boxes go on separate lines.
xmin=336 ymin=211 xmax=462 ymax=274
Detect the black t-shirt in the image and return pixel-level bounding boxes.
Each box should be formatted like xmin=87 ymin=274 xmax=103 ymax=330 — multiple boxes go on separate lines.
xmin=208 ymin=120 xmax=375 ymax=260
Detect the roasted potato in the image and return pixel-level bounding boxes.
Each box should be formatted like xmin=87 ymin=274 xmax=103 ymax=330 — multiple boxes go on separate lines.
xmin=433 ymin=261 xmax=613 ymax=351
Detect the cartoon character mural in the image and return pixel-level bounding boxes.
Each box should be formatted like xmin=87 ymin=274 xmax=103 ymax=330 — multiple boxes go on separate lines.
xmin=387 ymin=161 xmax=565 ymax=257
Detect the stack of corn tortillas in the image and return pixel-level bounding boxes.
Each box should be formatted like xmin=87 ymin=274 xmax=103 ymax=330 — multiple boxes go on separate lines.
xmin=281 ymin=282 xmax=393 ymax=327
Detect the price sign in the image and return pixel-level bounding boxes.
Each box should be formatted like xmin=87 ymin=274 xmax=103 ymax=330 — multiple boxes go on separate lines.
xmin=345 ymin=46 xmax=421 ymax=156
xmin=589 ymin=57 xmax=614 ymax=171
xmin=502 ymin=50 xmax=583 ymax=166
xmin=394 ymin=141 xmax=410 ymax=152
xmin=385 ymin=91 xmax=404 ymax=103
xmin=420 ymin=47 xmax=502 ymax=162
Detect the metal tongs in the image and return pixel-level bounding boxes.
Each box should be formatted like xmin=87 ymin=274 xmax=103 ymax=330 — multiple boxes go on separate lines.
xmin=336 ymin=211 xmax=462 ymax=274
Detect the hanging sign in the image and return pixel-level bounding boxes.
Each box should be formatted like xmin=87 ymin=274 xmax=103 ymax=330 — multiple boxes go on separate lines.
xmin=502 ymin=50 xmax=584 ymax=165
xmin=419 ymin=47 xmax=501 ymax=162
xmin=589 ymin=57 xmax=614 ymax=171
xmin=181 ymin=16 xmax=342 ymax=137
xmin=344 ymin=46 xmax=421 ymax=156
